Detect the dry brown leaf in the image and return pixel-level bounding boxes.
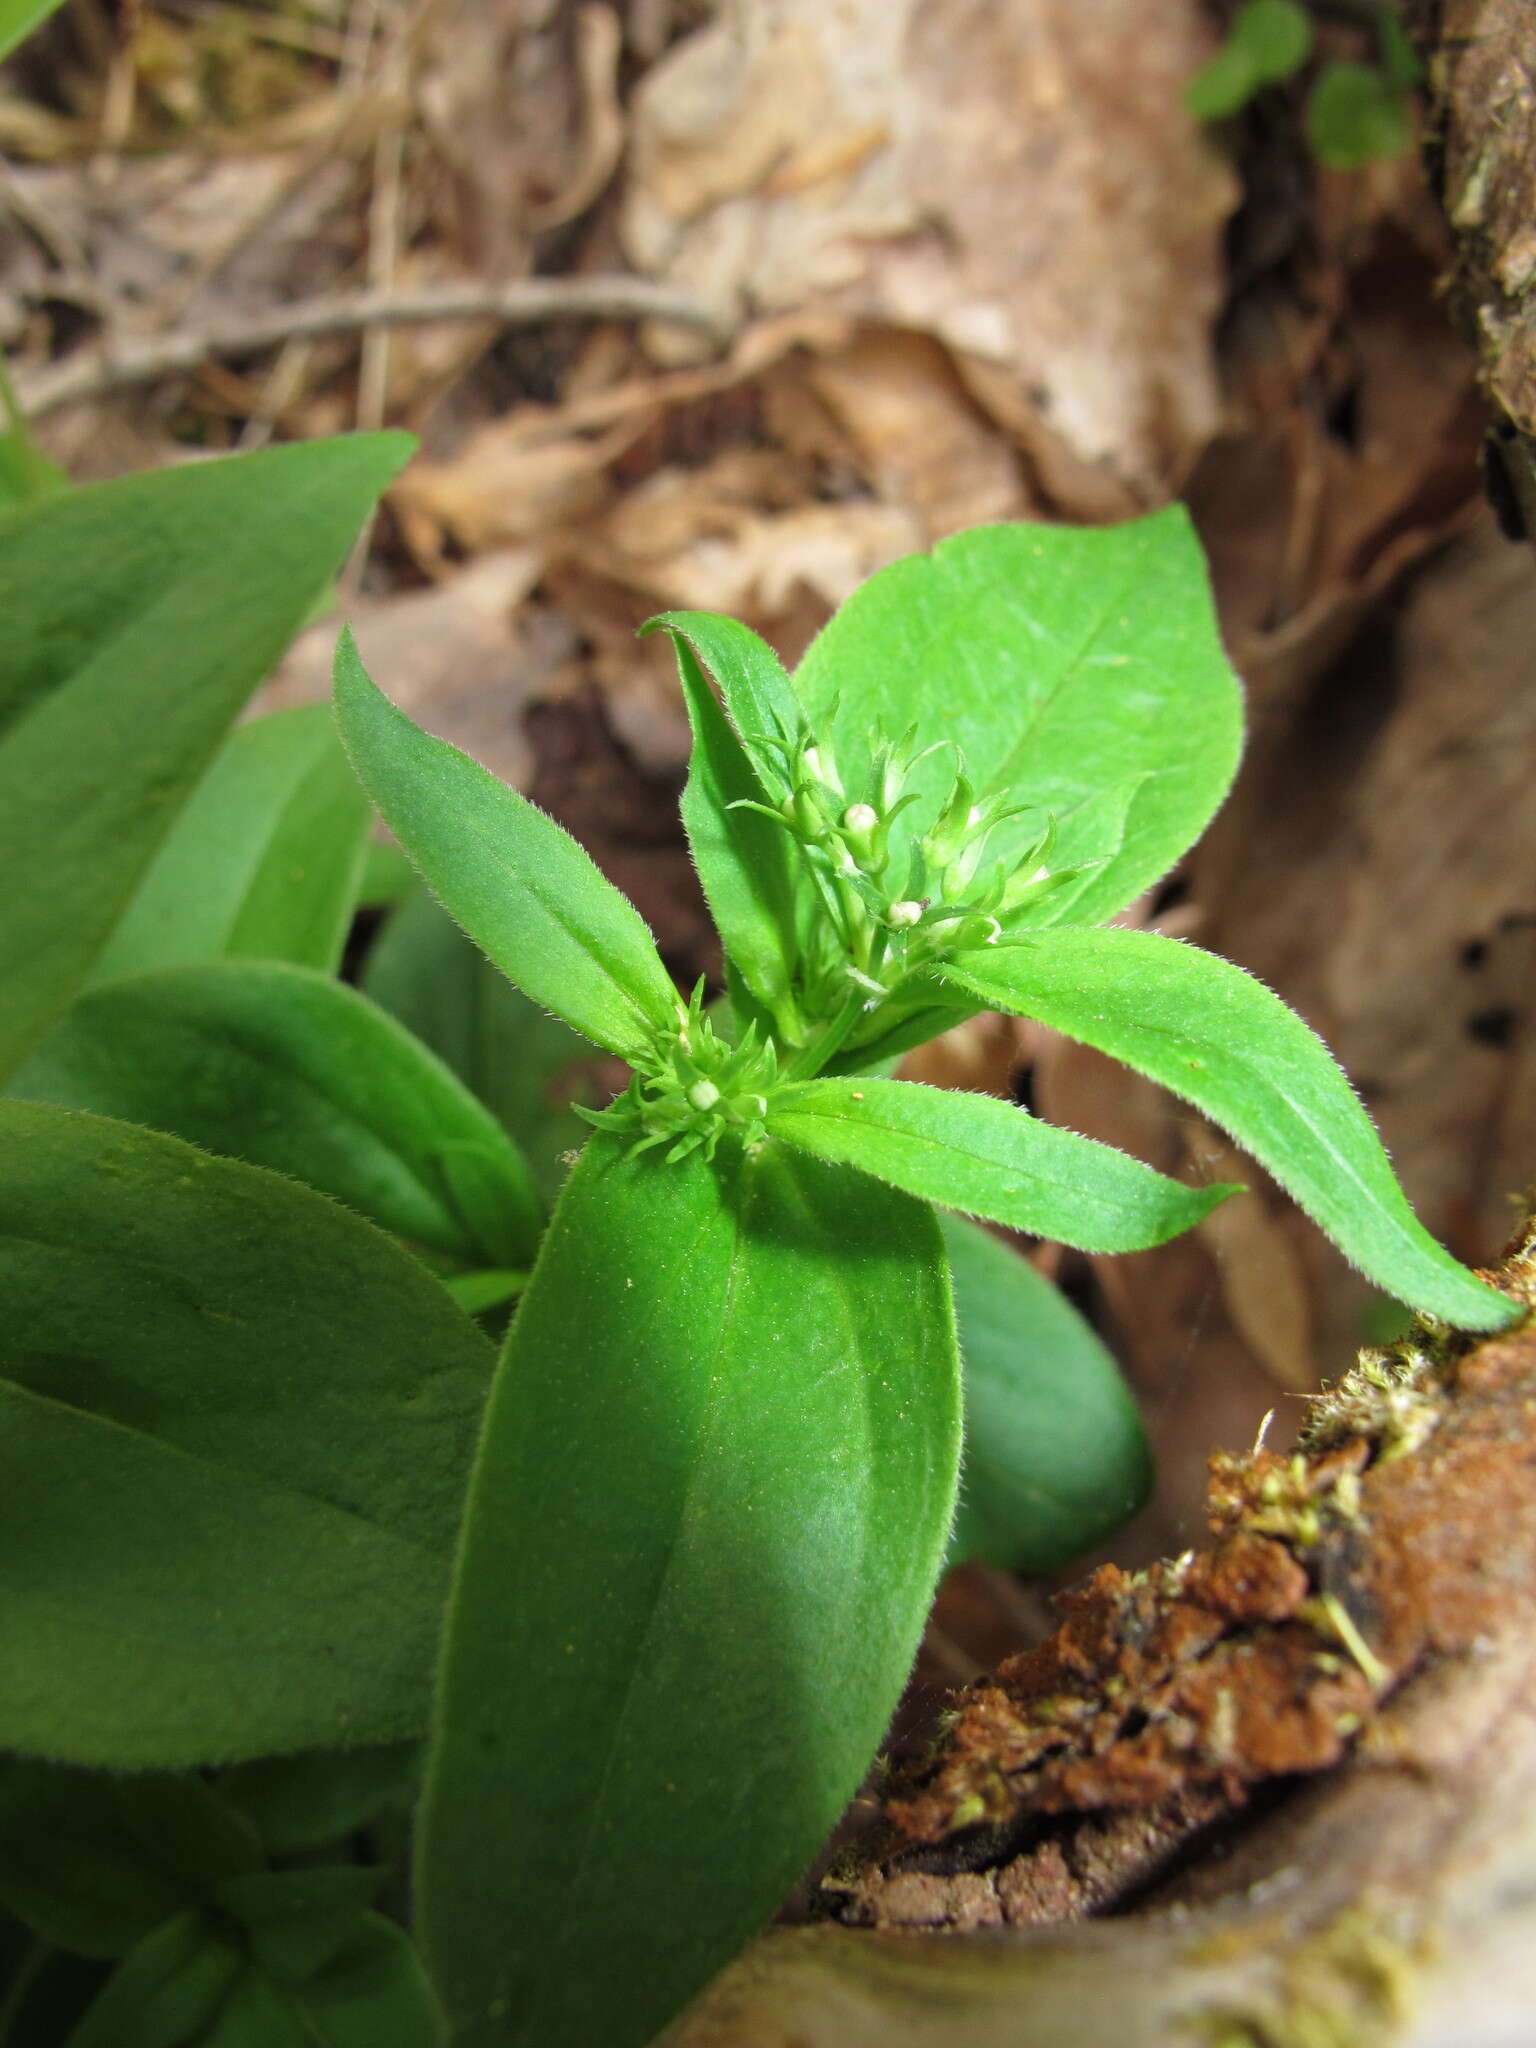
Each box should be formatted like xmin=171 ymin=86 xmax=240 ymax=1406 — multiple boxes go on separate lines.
xmin=622 ymin=0 xmax=1236 ymax=502
xmin=805 ymin=330 xmax=1027 ymax=536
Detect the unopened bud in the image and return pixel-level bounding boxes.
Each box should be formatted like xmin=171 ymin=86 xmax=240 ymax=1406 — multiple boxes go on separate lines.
xmin=887 ymin=899 xmax=924 ymax=930
xmin=687 ymin=1079 xmax=722 ymax=1112
xmin=843 ymin=802 xmax=879 ymax=834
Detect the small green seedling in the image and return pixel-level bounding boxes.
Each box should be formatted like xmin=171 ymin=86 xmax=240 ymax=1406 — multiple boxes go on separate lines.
xmin=1185 ymin=0 xmax=1420 ymax=169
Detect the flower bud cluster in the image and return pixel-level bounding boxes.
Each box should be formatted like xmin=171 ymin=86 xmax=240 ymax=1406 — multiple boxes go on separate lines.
xmin=579 ymin=980 xmax=778 ymax=1163
xmin=735 ymin=717 xmax=1082 ymax=1014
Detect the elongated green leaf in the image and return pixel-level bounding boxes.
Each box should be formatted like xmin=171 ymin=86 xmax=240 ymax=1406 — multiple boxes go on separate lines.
xmin=63 ymin=1915 xmax=240 ymax=2048
xmin=0 ymin=0 xmax=68 ymax=64
xmin=13 ymin=961 xmax=544 ymax=1268
xmin=644 ymin=610 xmax=801 ymax=770
xmin=789 ymin=511 xmax=1244 ymax=926
xmin=0 ymin=434 xmax=409 ymax=1079
xmin=941 ymin=1216 xmax=1151 ymax=1572
xmin=0 ymin=1765 xmax=259 ymax=1960
xmin=0 ymin=1101 xmax=494 ymax=1767
xmin=363 ymin=886 xmax=601 ymax=1202
xmin=418 ymin=1136 xmax=961 ymax=2048
xmin=766 ymin=1075 xmax=1236 ymax=1253
xmin=943 ymin=930 xmax=1519 ymax=1329
xmin=660 ymin=628 xmax=802 ymax=1033
xmin=90 ymin=707 xmax=371 ymax=984
xmin=334 ymin=633 xmax=677 ymax=1062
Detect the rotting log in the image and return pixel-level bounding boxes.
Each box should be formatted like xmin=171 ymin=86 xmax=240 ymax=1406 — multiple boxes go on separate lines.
xmin=668 ymin=1221 xmax=1536 ymax=2046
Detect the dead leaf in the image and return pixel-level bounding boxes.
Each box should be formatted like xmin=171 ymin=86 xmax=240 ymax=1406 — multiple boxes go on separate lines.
xmin=622 ymin=0 xmax=1237 ymax=501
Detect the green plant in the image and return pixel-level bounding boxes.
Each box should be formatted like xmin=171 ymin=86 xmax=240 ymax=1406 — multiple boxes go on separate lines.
xmin=1185 ymin=0 xmax=1420 ymax=169
xmin=332 ymin=510 xmax=1514 ymax=2048
xmin=0 ymin=459 xmax=1519 ymax=2048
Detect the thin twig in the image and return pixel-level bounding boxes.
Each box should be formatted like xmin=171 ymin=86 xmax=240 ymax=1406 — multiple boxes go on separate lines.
xmin=13 ymin=275 xmax=729 ymax=417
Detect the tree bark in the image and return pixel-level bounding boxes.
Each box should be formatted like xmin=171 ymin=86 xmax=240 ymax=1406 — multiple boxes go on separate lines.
xmin=1413 ymin=0 xmax=1536 ymax=540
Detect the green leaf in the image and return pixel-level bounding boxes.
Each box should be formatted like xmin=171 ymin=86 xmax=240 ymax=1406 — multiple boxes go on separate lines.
xmin=0 ymin=1100 xmax=495 ymax=1767
xmin=0 ymin=0 xmax=68 ymax=64
xmin=644 ymin=610 xmax=801 ymax=776
xmin=12 ymin=961 xmax=545 ymax=1269
xmin=943 ymin=930 xmax=1520 ymax=1330
xmin=1183 ymin=38 xmax=1261 ymax=121
xmin=356 ymin=837 xmax=418 ymax=910
xmin=789 ymin=511 xmax=1244 ymax=927
xmin=89 ymin=707 xmax=371 ymax=985
xmin=0 ymin=1764 xmax=259 ymax=1960
xmin=766 ymin=1075 xmax=1236 ymax=1253
xmin=0 ymin=358 xmax=68 ymax=510
xmin=1306 ymin=60 xmax=1414 ymax=169
xmin=211 ymin=1869 xmax=384 ymax=1986
xmin=658 ymin=627 xmax=803 ymax=1034
xmin=201 ymin=1916 xmax=442 ymax=2048
xmin=941 ymin=1216 xmax=1151 ymax=1572
xmin=1377 ymin=6 xmax=1422 ymax=92
xmin=417 ymin=1136 xmax=961 ymax=2048
xmin=215 ymin=1745 xmax=420 ymax=1860
xmin=334 ymin=632 xmax=677 ymax=1062
xmin=363 ymin=886 xmax=602 ymax=1203
xmin=0 ymin=433 xmax=410 ymax=1079
xmin=62 ymin=1915 xmax=241 ymax=2048
xmin=1183 ymin=0 xmax=1314 ymax=121
xmin=1237 ymin=0 xmax=1314 ymax=81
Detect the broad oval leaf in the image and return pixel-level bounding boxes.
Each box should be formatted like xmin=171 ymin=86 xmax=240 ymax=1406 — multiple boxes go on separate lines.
xmin=943 ymin=929 xmax=1520 ymax=1330
xmin=12 ymin=960 xmax=545 ymax=1269
xmin=789 ymin=510 xmax=1244 ymax=927
xmin=941 ymin=1215 xmax=1151 ymax=1573
xmin=334 ymin=633 xmax=677 ymax=1062
xmin=89 ymin=707 xmax=371 ymax=984
xmin=417 ymin=1136 xmax=961 ymax=2048
xmin=0 ymin=433 xmax=410 ymax=1079
xmin=0 ymin=1101 xmax=495 ymax=1768
xmin=362 ymin=885 xmax=603 ymax=1204
xmin=766 ymin=1075 xmax=1237 ymax=1253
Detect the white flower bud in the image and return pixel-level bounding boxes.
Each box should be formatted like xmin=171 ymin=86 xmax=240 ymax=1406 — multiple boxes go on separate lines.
xmin=687 ymin=1079 xmax=722 ymax=1112
xmin=887 ymin=899 xmax=924 ymax=929
xmin=843 ymin=802 xmax=879 ymax=834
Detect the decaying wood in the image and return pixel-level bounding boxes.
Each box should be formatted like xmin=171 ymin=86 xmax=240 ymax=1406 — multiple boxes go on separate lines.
xmin=1413 ymin=0 xmax=1536 ymax=539
xmin=668 ymin=1222 xmax=1536 ymax=2047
